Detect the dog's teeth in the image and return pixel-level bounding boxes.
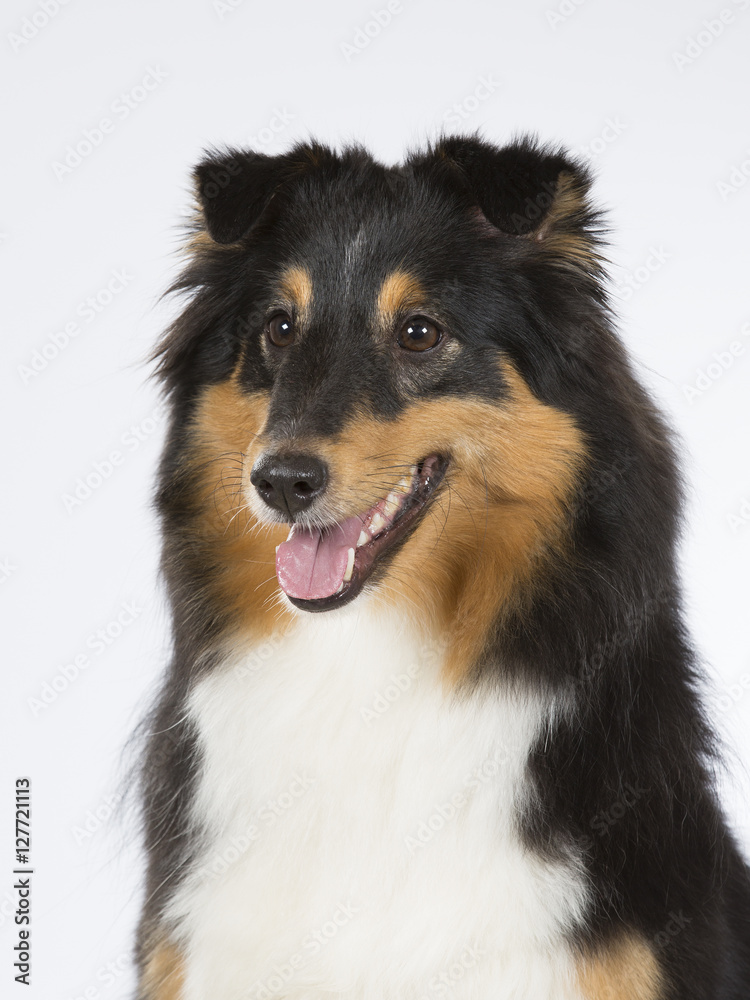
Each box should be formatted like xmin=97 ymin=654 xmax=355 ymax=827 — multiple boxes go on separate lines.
xmin=357 ymin=529 xmax=369 ymax=548
xmin=383 ymin=491 xmax=401 ymax=519
xmin=275 ymin=544 xmax=280 ymax=554
xmin=398 ymin=475 xmax=412 ymax=494
xmin=343 ymin=547 xmax=355 ymax=582
xmin=286 ymin=525 xmax=296 ymax=541
xmin=369 ymin=512 xmax=386 ymax=535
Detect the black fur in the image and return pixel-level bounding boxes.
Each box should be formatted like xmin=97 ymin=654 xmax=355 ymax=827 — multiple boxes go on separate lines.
xmin=136 ymin=135 xmax=750 ymax=997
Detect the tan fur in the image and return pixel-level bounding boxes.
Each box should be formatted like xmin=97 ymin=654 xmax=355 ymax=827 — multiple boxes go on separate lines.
xmin=188 ymin=377 xmax=293 ymax=641
xmin=376 ymin=269 xmax=425 ymax=320
xmin=535 ymin=171 xmax=598 ymax=270
xmin=141 ymin=941 xmax=185 ymax=1000
xmin=184 ymin=229 xmax=216 ymax=255
xmin=278 ymin=264 xmax=314 ymax=320
xmin=184 ymin=206 xmax=246 ymax=254
xmin=296 ymin=362 xmax=586 ymax=683
xmin=184 ymin=228 xmax=247 ymax=255
xmin=576 ymin=934 xmax=665 ymax=1000
xmin=188 ymin=361 xmax=585 ymax=680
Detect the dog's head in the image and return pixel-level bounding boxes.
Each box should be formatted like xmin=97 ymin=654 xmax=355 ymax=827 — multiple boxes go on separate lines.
xmin=157 ymin=136 xmax=646 ymax=672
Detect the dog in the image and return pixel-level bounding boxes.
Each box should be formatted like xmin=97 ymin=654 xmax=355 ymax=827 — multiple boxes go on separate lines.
xmin=135 ymin=136 xmax=750 ymax=999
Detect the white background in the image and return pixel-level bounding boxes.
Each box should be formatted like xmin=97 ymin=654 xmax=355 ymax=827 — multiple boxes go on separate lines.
xmin=3 ymin=0 xmax=749 ymax=996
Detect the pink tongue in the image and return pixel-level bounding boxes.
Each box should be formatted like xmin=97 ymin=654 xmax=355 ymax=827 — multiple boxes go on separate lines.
xmin=276 ymin=515 xmax=363 ymax=600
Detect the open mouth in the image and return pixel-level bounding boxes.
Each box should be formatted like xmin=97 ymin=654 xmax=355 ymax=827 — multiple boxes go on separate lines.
xmin=275 ymin=455 xmax=448 ymax=612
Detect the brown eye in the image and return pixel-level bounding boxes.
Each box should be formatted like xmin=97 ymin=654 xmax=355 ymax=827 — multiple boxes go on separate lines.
xmin=267 ymin=313 xmax=295 ymax=347
xmin=397 ymin=317 xmax=441 ymax=352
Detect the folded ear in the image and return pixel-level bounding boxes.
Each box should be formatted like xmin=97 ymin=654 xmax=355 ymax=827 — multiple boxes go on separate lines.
xmin=193 ymin=150 xmax=282 ymax=244
xmin=193 ymin=143 xmax=326 ymax=244
xmin=410 ymin=134 xmax=603 ymax=272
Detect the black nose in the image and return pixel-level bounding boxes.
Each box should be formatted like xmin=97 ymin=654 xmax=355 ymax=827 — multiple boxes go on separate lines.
xmin=250 ymin=454 xmax=328 ymax=517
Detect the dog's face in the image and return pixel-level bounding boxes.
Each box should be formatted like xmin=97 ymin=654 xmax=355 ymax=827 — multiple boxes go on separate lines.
xmin=159 ymin=138 xmax=602 ymax=671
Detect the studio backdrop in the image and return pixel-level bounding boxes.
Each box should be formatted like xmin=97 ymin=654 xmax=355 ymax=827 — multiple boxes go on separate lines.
xmin=4 ymin=1 xmax=749 ymax=997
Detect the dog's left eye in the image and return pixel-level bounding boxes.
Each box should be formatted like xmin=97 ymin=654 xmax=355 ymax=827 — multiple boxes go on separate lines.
xmin=397 ymin=318 xmax=441 ymax=352
xmin=266 ymin=313 xmax=295 ymax=348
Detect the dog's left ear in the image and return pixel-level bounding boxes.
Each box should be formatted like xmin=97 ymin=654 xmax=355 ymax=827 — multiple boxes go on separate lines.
xmin=410 ymin=135 xmax=603 ymax=271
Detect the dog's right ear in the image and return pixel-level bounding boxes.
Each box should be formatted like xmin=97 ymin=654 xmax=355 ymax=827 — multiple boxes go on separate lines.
xmin=193 ymin=144 xmax=326 ymax=244
xmin=193 ymin=150 xmax=283 ymax=244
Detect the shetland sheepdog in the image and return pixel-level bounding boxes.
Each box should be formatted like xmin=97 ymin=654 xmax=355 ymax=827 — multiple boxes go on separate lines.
xmin=135 ymin=136 xmax=750 ymax=999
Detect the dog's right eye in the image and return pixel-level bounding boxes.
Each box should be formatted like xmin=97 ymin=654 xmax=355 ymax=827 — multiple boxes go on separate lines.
xmin=266 ymin=313 xmax=295 ymax=348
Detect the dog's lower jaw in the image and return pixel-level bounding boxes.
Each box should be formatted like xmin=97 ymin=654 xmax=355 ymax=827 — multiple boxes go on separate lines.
xmin=276 ymin=454 xmax=449 ymax=613
xmin=162 ymin=607 xmax=591 ymax=1000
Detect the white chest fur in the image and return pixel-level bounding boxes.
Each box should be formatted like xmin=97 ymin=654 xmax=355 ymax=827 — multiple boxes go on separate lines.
xmin=167 ymin=608 xmax=589 ymax=1000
